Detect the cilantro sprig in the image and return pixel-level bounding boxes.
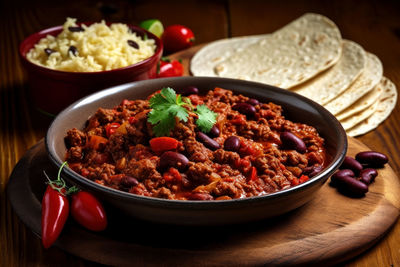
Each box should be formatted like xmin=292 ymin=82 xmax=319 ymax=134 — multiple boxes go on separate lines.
xmin=147 ymin=88 xmax=217 ymax=136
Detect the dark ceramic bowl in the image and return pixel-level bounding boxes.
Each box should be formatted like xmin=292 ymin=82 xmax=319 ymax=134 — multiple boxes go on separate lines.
xmin=46 ymin=77 xmax=347 ymax=226
xmin=19 ymin=23 xmax=163 ymax=115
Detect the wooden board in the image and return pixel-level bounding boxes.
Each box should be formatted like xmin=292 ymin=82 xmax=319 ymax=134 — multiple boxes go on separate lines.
xmin=7 ymin=138 xmax=400 ymax=266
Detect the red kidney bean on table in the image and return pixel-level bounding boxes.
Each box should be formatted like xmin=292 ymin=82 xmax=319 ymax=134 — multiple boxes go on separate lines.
xmin=355 ymin=151 xmax=389 ymax=167
xmin=330 ymin=150 xmax=388 ymax=197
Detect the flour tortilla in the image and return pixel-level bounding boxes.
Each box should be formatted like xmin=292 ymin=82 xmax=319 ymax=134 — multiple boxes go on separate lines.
xmin=336 ymin=83 xmax=383 ymax=121
xmin=292 ymin=40 xmax=365 ymax=104
xmin=190 ymin=34 xmax=266 ymax=76
xmin=212 ymin=13 xmax=342 ymax=88
xmin=347 ymin=77 xmax=397 ymax=137
xmin=340 ymin=100 xmax=379 ymax=130
xmin=324 ymin=53 xmax=383 ymax=115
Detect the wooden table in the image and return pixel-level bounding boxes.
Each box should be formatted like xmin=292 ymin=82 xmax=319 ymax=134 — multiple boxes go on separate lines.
xmin=1 ymin=0 xmax=399 ymax=266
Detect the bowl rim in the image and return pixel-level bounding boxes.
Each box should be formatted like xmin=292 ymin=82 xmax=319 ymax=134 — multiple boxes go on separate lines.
xmin=19 ymin=22 xmax=163 ymax=76
xmin=46 ymin=76 xmax=348 ymax=208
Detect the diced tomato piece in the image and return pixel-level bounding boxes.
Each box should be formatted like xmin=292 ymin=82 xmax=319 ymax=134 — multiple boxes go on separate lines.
xmin=299 ymin=175 xmax=309 ymax=184
xmin=80 ymin=168 xmax=90 ymax=177
xmin=188 ymin=94 xmax=204 ymax=106
xmin=87 ymin=135 xmax=108 ymax=151
xmin=95 ymin=180 xmax=105 ymax=185
xmin=291 ymin=178 xmax=299 ymax=186
xmin=121 ymin=99 xmax=134 ymax=106
xmin=239 ymin=140 xmax=262 ymax=157
xmin=163 ymin=167 xmax=182 ymax=182
xmin=230 ymin=114 xmax=246 ymax=125
xmin=149 ymin=137 xmax=179 ymax=153
xmin=105 ymin=122 xmax=121 ymax=137
xmin=279 ymin=164 xmax=286 ymax=171
xmin=234 ymin=158 xmax=252 ymax=173
xmin=128 ymin=116 xmax=138 ymax=124
xmin=249 ymin=166 xmax=258 ymax=181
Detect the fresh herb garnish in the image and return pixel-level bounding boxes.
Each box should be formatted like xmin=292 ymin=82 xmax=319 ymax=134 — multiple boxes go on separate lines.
xmin=195 ymin=104 xmax=217 ymax=133
xmin=147 ymin=88 xmax=217 ymax=136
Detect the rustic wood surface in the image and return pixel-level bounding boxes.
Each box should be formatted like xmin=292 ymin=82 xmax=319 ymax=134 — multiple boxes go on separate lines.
xmin=1 ymin=0 xmax=400 ymax=266
xmin=6 ymin=138 xmax=400 ymax=266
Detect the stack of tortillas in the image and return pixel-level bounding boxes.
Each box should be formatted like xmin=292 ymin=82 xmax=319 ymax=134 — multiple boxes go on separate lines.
xmin=190 ymin=13 xmax=397 ymax=137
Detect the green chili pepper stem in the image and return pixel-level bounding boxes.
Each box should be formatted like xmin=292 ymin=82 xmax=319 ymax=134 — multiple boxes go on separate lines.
xmin=57 ymin=162 xmax=68 ymax=181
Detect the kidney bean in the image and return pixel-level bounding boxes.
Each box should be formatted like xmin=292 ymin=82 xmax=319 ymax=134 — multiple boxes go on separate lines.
xmin=224 ymin=136 xmax=240 ymax=152
xmin=335 ymin=175 xmax=368 ymax=196
xmin=159 ymin=151 xmax=189 ymax=171
xmin=280 ymin=132 xmax=306 ymax=153
xmin=68 ymin=26 xmax=84 ymax=32
xmin=208 ymin=125 xmax=220 ymax=137
xmin=232 ymin=103 xmax=256 ymax=117
xmin=340 ymin=156 xmax=363 ymax=175
xmin=196 ymin=132 xmax=220 ymax=150
xmin=247 ymin=98 xmax=260 ymax=106
xmin=178 ymin=86 xmax=199 ymax=96
xmin=359 ymin=168 xmax=378 ymax=185
xmin=355 ymin=151 xmax=388 ymax=167
xmin=187 ymin=192 xmax=214 ymax=200
xmin=121 ymin=176 xmax=139 ymax=187
xmin=44 ymin=48 xmax=55 ymax=56
xmin=303 ymin=165 xmax=323 ymax=178
xmin=68 ymin=46 xmax=78 ymax=56
xmin=127 ymin=40 xmax=139 ymax=49
xmin=330 ymin=169 xmax=355 ymax=186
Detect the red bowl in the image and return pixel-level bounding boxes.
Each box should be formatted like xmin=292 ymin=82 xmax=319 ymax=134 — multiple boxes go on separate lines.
xmin=19 ymin=23 xmax=163 ymax=115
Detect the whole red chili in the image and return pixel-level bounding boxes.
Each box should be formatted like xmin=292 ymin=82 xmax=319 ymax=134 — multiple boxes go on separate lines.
xmin=41 ymin=162 xmax=75 ymax=248
xmin=71 ymin=191 xmax=107 ymax=232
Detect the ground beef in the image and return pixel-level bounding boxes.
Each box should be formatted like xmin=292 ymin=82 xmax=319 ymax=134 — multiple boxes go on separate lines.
xmin=65 ymin=128 xmax=86 ymax=147
xmin=65 ymin=87 xmax=326 ymax=200
xmin=184 ymin=138 xmax=213 ymax=163
xmin=123 ymin=158 xmax=161 ymax=181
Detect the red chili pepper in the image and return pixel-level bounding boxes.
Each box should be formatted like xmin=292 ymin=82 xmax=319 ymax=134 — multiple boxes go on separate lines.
xmin=41 ymin=184 xmax=70 ymax=248
xmin=149 ymin=137 xmax=179 ymax=152
xmin=157 ymin=58 xmax=184 ymax=78
xmin=41 ymin=162 xmax=76 ymax=249
xmin=70 ymin=191 xmax=107 ymax=232
xmin=162 ymin=24 xmax=195 ymax=53
xmin=105 ymin=122 xmax=121 ymax=137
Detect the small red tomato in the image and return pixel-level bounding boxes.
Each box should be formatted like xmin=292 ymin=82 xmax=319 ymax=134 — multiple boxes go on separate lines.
xmin=157 ymin=59 xmax=184 ymax=78
xmin=41 ymin=185 xmax=69 ymax=248
xmin=162 ymin=25 xmax=195 ymax=53
xmin=71 ymin=191 xmax=107 ymax=231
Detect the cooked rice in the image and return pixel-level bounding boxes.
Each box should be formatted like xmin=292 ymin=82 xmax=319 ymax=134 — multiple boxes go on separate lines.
xmin=27 ymin=18 xmax=156 ymax=72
